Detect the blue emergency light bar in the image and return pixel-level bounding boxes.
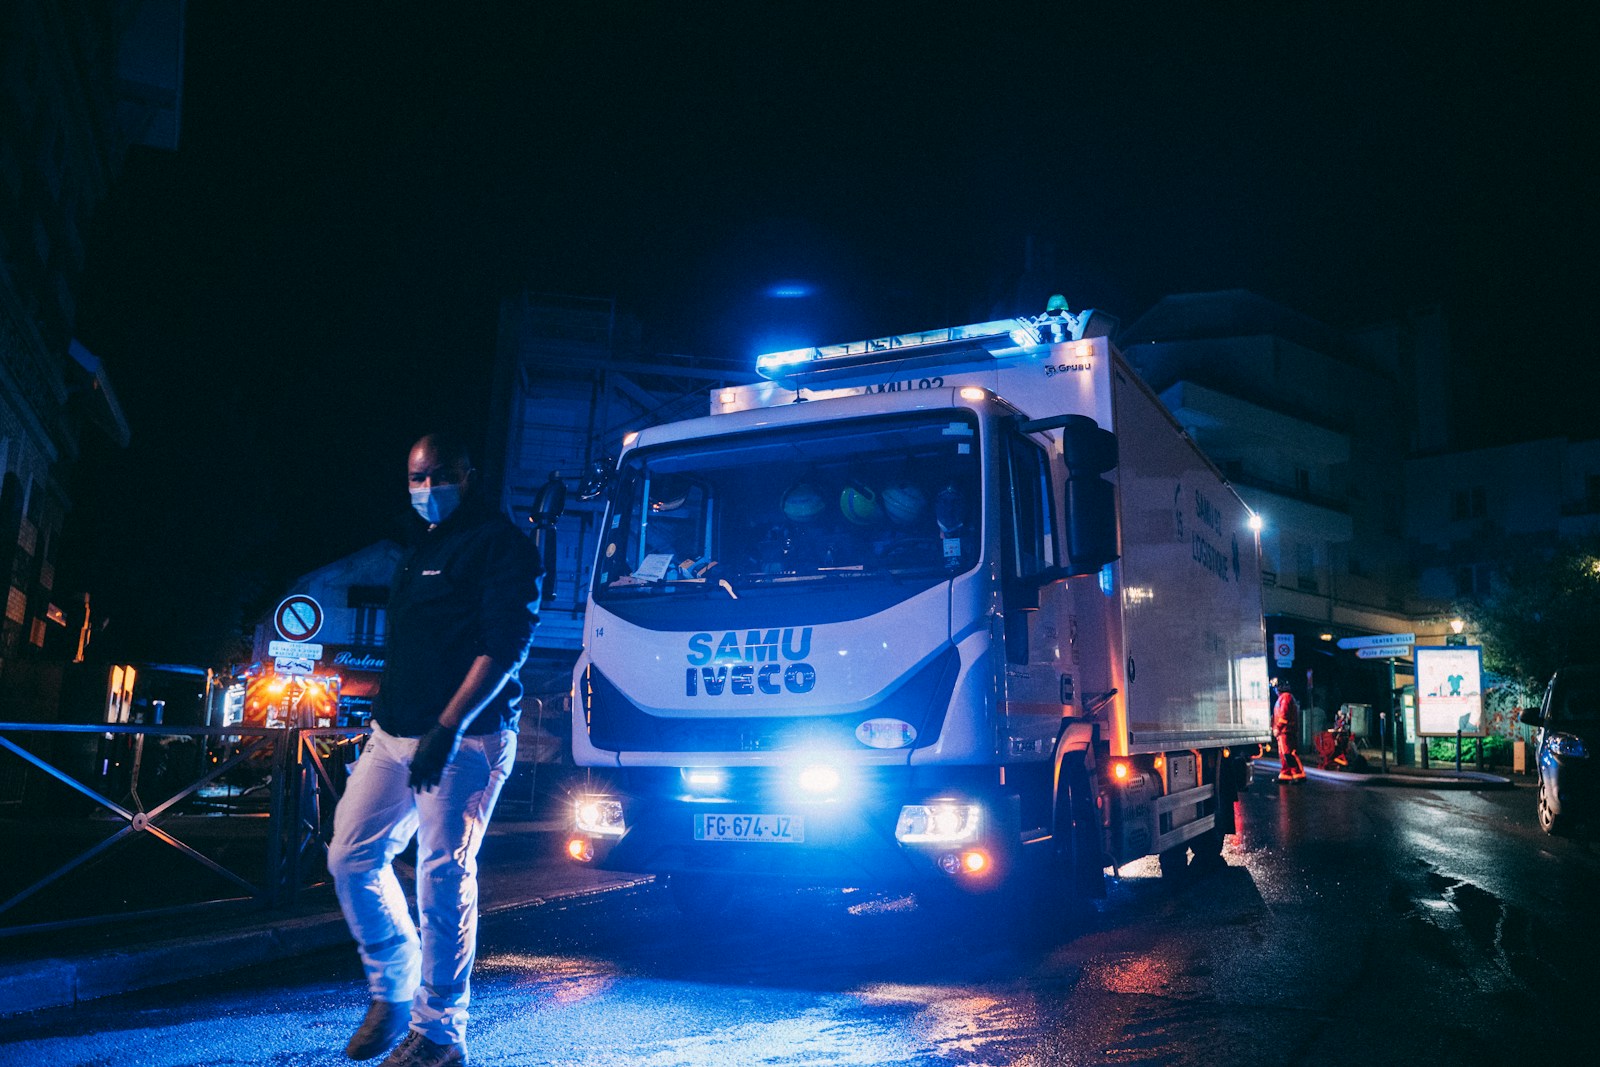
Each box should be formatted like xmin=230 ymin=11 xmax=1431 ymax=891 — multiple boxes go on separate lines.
xmin=753 ymin=297 xmax=1113 ymax=384
xmin=756 ymin=319 xmax=1037 ymax=382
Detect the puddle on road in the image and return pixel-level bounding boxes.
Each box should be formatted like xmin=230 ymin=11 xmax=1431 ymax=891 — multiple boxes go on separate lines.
xmin=853 ymin=983 xmax=1064 ymax=1064
xmin=1088 ymin=953 xmax=1184 ymax=997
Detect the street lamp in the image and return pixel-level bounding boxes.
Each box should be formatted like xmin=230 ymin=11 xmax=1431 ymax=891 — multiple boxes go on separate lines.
xmin=1447 ymin=617 xmax=1466 ymax=647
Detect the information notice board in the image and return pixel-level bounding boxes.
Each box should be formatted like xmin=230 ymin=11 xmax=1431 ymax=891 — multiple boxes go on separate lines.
xmin=1414 ymin=645 xmax=1484 ymax=737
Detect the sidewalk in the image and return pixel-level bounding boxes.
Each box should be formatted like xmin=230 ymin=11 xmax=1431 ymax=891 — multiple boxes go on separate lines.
xmin=1253 ymin=748 xmax=1518 ymax=789
xmin=0 ymin=819 xmax=653 ymax=1018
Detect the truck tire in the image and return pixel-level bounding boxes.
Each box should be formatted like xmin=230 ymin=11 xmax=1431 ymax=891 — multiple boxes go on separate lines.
xmin=1191 ymin=825 xmax=1225 ymax=870
xmin=1055 ymin=752 xmax=1106 ymax=899
xmin=1200 ymin=760 xmax=1233 ymax=864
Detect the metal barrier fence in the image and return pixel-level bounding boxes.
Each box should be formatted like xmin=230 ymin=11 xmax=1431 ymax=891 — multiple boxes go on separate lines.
xmin=0 ymin=721 xmax=370 ymax=937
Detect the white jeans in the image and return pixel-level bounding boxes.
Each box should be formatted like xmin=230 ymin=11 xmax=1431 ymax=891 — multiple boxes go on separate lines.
xmin=328 ymin=723 xmax=516 ymax=1047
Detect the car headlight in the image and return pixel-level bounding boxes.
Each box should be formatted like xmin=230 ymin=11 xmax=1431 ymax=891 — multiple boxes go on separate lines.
xmin=895 ymin=802 xmax=982 ymax=844
xmin=574 ymin=795 xmax=626 ymax=836
xmin=1550 ymin=734 xmax=1589 ymax=758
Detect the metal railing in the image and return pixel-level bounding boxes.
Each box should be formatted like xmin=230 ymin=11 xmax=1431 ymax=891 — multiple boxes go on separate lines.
xmin=0 ymin=721 xmax=370 ymax=937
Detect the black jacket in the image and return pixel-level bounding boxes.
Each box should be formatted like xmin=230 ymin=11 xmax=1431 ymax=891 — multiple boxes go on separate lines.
xmin=376 ymin=502 xmax=543 ymax=737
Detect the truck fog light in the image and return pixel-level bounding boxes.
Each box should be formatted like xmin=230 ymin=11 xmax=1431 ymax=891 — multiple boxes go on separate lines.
xmin=683 ymin=768 xmax=728 ymax=792
xmin=896 ymin=802 xmax=981 ymax=843
xmin=937 ymin=850 xmax=989 ymax=876
xmin=574 ymin=795 xmax=626 ymax=836
xmin=566 ymin=837 xmax=594 ymax=862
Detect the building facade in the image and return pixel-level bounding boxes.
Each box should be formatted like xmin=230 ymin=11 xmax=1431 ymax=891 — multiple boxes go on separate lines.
xmin=1406 ymin=436 xmax=1600 ymax=603
xmin=0 ymin=0 xmax=184 ymax=716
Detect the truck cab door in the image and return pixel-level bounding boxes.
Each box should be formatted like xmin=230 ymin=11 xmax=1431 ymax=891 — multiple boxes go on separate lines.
xmin=999 ymin=426 xmax=1069 ymax=758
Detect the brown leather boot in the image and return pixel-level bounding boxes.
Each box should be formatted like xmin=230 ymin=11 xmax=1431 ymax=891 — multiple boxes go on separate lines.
xmin=346 ymin=1000 xmax=410 ymax=1060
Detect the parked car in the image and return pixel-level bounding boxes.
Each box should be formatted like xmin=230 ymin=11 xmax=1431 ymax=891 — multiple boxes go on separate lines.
xmin=1520 ymin=665 xmax=1600 ymax=834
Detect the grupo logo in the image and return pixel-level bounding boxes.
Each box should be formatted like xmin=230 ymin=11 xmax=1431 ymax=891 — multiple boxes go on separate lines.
xmin=684 ymin=628 xmax=815 ymax=697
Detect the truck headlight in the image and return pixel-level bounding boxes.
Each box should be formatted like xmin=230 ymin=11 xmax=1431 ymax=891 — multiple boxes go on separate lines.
xmin=574 ymin=795 xmax=626 ymax=836
xmin=895 ymin=802 xmax=981 ymax=843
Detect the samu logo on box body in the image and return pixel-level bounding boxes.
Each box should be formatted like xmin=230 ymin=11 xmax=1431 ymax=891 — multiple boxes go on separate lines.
xmin=684 ymin=628 xmax=816 ymax=696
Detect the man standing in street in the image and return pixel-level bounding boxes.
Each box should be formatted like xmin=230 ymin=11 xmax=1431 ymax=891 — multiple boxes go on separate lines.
xmin=329 ymin=432 xmax=543 ymax=1067
xmin=1273 ymin=680 xmax=1307 ymax=782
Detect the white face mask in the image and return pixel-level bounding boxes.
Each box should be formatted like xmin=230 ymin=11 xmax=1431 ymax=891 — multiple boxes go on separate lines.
xmin=410 ymin=482 xmax=463 ymax=524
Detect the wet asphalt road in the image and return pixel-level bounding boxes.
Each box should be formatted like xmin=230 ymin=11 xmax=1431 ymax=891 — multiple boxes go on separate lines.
xmin=4 ymin=774 xmax=1598 ymax=1066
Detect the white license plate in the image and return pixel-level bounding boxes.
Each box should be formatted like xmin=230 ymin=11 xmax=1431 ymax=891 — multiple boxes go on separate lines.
xmin=693 ymin=813 xmax=804 ymax=843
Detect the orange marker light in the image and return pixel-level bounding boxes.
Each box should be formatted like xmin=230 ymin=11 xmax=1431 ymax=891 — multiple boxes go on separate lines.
xmin=961 ymin=850 xmax=988 ymax=873
xmin=1112 ymin=761 xmax=1131 ymax=781
xmin=566 ymin=838 xmax=594 ymax=862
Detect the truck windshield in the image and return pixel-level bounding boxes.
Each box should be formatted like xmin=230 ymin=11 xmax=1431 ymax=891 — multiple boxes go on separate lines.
xmin=593 ymin=410 xmax=981 ymax=603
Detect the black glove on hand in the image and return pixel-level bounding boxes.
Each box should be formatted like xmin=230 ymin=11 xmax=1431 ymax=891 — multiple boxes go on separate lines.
xmin=410 ymin=724 xmax=463 ymax=792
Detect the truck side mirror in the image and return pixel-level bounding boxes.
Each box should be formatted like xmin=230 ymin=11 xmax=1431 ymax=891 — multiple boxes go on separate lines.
xmin=1060 ymin=416 xmax=1119 ymax=576
xmin=529 ymin=473 xmax=567 ymax=604
xmin=529 ymin=472 xmax=567 ymax=525
xmin=576 ymin=458 xmax=613 ymax=501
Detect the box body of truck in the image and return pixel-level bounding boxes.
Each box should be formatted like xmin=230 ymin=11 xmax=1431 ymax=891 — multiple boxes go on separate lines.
xmin=566 ymin=305 xmax=1270 ymax=900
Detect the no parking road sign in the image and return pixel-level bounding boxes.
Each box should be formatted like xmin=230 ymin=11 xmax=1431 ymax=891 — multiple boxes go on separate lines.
xmin=274 ymin=594 xmax=324 ymax=643
xmin=1273 ymin=633 xmax=1295 ymax=668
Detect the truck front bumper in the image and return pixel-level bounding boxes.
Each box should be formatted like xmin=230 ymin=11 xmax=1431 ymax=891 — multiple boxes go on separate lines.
xmin=566 ymin=773 xmax=1021 ymax=892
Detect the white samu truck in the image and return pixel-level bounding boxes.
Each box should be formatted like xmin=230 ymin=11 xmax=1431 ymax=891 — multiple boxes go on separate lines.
xmin=565 ymin=298 xmax=1271 ymax=909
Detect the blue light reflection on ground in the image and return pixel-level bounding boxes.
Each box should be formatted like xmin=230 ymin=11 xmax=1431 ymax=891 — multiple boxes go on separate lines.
xmin=466 ymin=897 xmax=1053 ymax=1066
xmin=473 ymin=946 xmax=967 ymax=1065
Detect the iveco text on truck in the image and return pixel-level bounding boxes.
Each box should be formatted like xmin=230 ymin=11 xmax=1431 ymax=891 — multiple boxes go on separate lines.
xmin=565 ymin=297 xmax=1271 ymax=910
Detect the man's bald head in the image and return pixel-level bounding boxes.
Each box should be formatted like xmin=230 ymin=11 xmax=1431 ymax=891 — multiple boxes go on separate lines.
xmin=408 ymin=433 xmax=474 ymax=500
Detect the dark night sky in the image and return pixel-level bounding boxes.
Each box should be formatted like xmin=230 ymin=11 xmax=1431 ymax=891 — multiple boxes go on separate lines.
xmin=62 ymin=1 xmax=1599 ymax=665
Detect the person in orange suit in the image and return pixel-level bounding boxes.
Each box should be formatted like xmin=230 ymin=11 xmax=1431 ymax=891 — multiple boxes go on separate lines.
xmin=1273 ymin=684 xmax=1307 ymax=782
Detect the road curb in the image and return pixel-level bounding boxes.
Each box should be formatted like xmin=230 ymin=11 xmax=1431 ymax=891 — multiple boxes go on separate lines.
xmin=1252 ymin=758 xmax=1514 ymax=790
xmin=0 ymin=876 xmax=651 ymax=1018
xmin=1358 ymin=769 xmax=1514 ymax=789
xmin=482 ymin=875 xmax=657 ymax=919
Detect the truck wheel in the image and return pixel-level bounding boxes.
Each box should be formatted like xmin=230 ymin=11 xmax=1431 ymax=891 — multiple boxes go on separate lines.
xmin=1191 ymin=826 xmax=1226 ymax=870
xmin=668 ymin=873 xmax=734 ymax=918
